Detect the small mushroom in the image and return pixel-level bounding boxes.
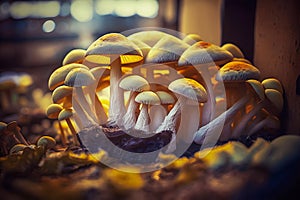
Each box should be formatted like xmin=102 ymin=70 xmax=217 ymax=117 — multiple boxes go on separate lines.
xmin=182 ymin=33 xmax=202 ymax=45
xmin=262 ymin=78 xmax=284 ymax=94
xmin=46 ymin=104 xmax=67 ymax=146
xmin=221 ymin=43 xmax=245 ymax=58
xmin=134 ymin=91 xmax=161 ymax=132
xmin=52 ymin=85 xmax=73 ymax=108
xmin=48 ymin=63 xmax=89 ymax=91
xmin=119 ymin=74 xmax=150 ymax=130
xmin=127 ymin=30 xmax=169 ymax=47
xmin=64 ymin=67 xmax=98 ymax=127
xmin=62 ymin=49 xmax=86 ymax=65
xmin=156 ymin=78 xmax=207 ymax=144
xmin=9 ymin=143 xmax=27 ymax=155
xmin=85 ymin=33 xmax=143 ymax=126
xmin=6 ymin=121 xmax=29 ymax=146
xmin=149 ymin=91 xmax=175 ymax=132
xmin=58 ymin=108 xmax=80 ymax=146
xmin=37 ymin=136 xmax=56 ymax=151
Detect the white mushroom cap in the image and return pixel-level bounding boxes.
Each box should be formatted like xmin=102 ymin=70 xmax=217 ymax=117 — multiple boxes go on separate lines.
xmin=262 ymin=78 xmax=283 ymax=94
xmin=168 ymin=78 xmax=207 ymax=102
xmin=85 ymin=33 xmax=143 ymax=65
xmin=156 ymin=91 xmax=175 ymax=105
xmin=216 ymin=61 xmax=260 ymax=81
xmin=145 ymin=35 xmax=190 ymax=63
xmin=179 ymin=41 xmax=233 ymax=67
xmin=127 ymin=30 xmax=169 ymax=47
xmin=119 ymin=75 xmax=150 ymax=92
xmin=135 ymin=91 xmax=160 ymax=105
xmin=64 ymin=68 xmax=96 ymax=87
xmin=221 ymin=43 xmax=245 ymax=58
xmin=62 ymin=49 xmax=86 ymax=65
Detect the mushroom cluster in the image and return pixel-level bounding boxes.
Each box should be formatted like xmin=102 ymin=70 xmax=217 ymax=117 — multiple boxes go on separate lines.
xmin=47 ymin=31 xmax=283 ymax=152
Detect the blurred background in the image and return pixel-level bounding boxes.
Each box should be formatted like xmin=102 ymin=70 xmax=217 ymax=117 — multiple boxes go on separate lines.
xmin=0 ymin=0 xmax=299 ymax=133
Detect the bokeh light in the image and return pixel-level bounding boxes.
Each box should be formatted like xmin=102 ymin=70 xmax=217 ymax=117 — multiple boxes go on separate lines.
xmin=70 ymin=0 xmax=93 ymax=22
xmin=42 ymin=20 xmax=56 ymax=33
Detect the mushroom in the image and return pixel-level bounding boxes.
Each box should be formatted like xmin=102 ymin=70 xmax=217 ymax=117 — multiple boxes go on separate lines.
xmin=89 ymin=66 xmax=111 ymax=125
xmin=182 ymin=33 xmax=202 ymax=45
xmin=62 ymin=49 xmax=86 ymax=65
xmin=156 ymin=78 xmax=207 ymax=144
xmin=127 ymin=30 xmax=169 ymax=47
xmin=178 ymin=41 xmax=233 ymax=125
xmin=58 ymin=108 xmax=80 ymax=146
xmin=64 ymin=67 xmax=98 ymax=127
xmin=6 ymin=121 xmax=29 ymax=146
xmin=52 ymin=85 xmax=73 ymax=108
xmin=134 ymin=91 xmax=161 ymax=132
xmin=37 ymin=136 xmax=56 ymax=151
xmin=145 ymin=35 xmax=190 ymax=82
xmin=85 ymin=33 xmax=143 ymax=126
xmin=245 ymin=115 xmax=280 ymax=137
xmin=149 ymin=90 xmax=175 ymax=132
xmin=48 ymin=63 xmax=89 ymax=91
xmin=119 ymin=74 xmax=150 ymax=130
xmin=221 ymin=43 xmax=245 ymax=58
xmin=46 ymin=104 xmax=67 ymax=146
xmin=262 ymin=78 xmax=284 ymax=94
xmin=9 ymin=143 xmax=28 ymax=155
xmin=215 ymin=61 xmax=261 ymax=128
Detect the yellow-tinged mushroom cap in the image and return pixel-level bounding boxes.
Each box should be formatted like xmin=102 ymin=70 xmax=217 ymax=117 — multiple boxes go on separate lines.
xmin=46 ymin=104 xmax=63 ymax=119
xmin=62 ymin=49 xmax=86 ymax=65
xmin=221 ymin=43 xmax=245 ymax=58
xmin=182 ymin=33 xmax=202 ymax=45
xmin=216 ymin=61 xmax=260 ymax=81
xmin=85 ymin=33 xmax=143 ymax=65
xmin=262 ymin=78 xmax=283 ymax=94
xmin=127 ymin=30 xmax=169 ymax=47
xmin=52 ymin=85 xmax=73 ymax=104
xmin=265 ymin=89 xmax=283 ymax=112
xmin=37 ymin=136 xmax=56 ymax=149
xmin=48 ymin=63 xmax=89 ymax=90
xmin=58 ymin=108 xmax=73 ymax=121
xmin=168 ymin=78 xmax=207 ymax=102
xmin=145 ymin=35 xmax=190 ymax=63
xmin=246 ymin=79 xmax=265 ymax=100
xmin=179 ymin=41 xmax=233 ymax=66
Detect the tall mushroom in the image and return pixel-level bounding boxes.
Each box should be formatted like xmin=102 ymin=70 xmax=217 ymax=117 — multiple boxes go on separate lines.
xmin=156 ymin=78 xmax=207 ymax=144
xmin=178 ymin=41 xmax=233 ymax=125
xmin=119 ymin=74 xmax=150 ymax=130
xmin=134 ymin=91 xmax=161 ymax=133
xmin=85 ymin=33 xmax=143 ymax=126
xmin=64 ymin=67 xmax=98 ymax=128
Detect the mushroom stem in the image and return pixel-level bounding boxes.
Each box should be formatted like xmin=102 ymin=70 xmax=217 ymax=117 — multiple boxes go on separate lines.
xmin=231 ymin=99 xmax=266 ymax=139
xmin=75 ymin=87 xmax=98 ymax=124
xmin=149 ymin=105 xmax=167 ymax=132
xmin=194 ymin=95 xmax=250 ymax=144
xmin=177 ymin=99 xmax=201 ymax=143
xmin=134 ymin=104 xmax=150 ymax=132
xmin=73 ymin=98 xmax=97 ymax=128
xmin=196 ymin=65 xmax=216 ymax=126
xmin=108 ymin=56 xmax=125 ymax=125
xmin=95 ymin=94 xmax=108 ymax=125
xmin=7 ymin=122 xmax=29 ymax=146
xmin=246 ymin=115 xmax=280 ymax=136
xmin=122 ymin=92 xmax=139 ymax=130
xmin=65 ymin=118 xmax=80 ymax=146
xmin=58 ymin=121 xmax=67 ymax=146
xmin=155 ymin=98 xmax=181 ymax=133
